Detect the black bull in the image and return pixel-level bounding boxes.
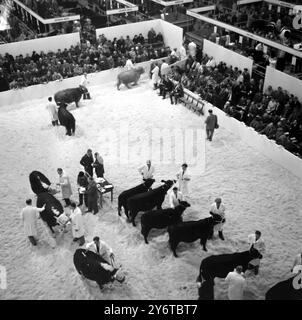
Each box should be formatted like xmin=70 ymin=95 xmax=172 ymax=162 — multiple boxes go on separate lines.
xmin=168 ymin=216 xmax=222 ymax=257
xmin=73 ymin=249 xmax=117 ymax=287
xmin=54 ymin=86 xmax=87 ymax=108
xmin=117 ymin=179 xmax=155 ymax=218
xmin=29 ymin=171 xmax=64 ymax=232
xmin=197 ymin=249 xmax=263 ymax=300
xmin=127 ymin=180 xmax=175 ymax=227
xmin=58 ymin=103 xmax=76 ymax=136
xmin=265 ymin=274 xmax=302 ymax=300
xmin=141 ymin=201 xmax=191 ymax=244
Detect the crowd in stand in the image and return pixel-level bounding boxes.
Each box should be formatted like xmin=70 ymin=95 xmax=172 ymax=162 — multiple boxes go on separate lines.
xmin=0 ymin=28 xmax=169 ymax=91
xmin=210 ymin=2 xmax=299 ymax=48
xmin=20 ymin=0 xmax=61 ymax=19
xmin=168 ymin=51 xmax=302 ymax=157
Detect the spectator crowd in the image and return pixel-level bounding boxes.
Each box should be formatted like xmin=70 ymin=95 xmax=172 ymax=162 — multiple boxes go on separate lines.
xmin=0 ymin=28 xmax=169 ymax=91
xmin=165 ymin=48 xmax=302 ymax=157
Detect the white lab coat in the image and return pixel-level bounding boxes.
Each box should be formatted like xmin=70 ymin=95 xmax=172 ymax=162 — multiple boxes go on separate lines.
xmin=46 ymin=102 xmax=58 ymax=121
xmin=179 ymin=45 xmax=187 ymax=60
xmin=176 ymin=169 xmax=190 ymax=197
xmin=248 ymin=233 xmax=265 ymax=266
xmin=169 ymin=190 xmax=184 ymax=208
xmin=225 ymin=270 xmax=246 ymax=300
xmin=58 ymin=171 xmax=72 ymax=199
xmin=210 ymin=202 xmax=226 ymax=232
xmin=20 ymin=205 xmax=44 ymax=237
xmin=86 ymin=240 xmax=113 ymax=264
xmin=138 ymin=164 xmax=155 ymax=180
xmin=188 ymin=41 xmax=197 ymax=57
xmin=80 ymin=75 xmax=88 ymax=87
xmin=160 ymin=62 xmax=169 ymax=76
xmin=70 ymin=207 xmax=85 ymax=239
xmin=151 ymin=65 xmax=160 ymax=86
xmin=125 ymin=59 xmax=134 ymax=70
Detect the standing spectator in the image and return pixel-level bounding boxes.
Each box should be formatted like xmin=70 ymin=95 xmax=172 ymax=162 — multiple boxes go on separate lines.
xmin=80 ymin=149 xmax=94 ymax=177
xmin=169 ymin=186 xmax=184 ymax=208
xmin=147 ymin=27 xmax=156 ymax=44
xmin=87 ymin=177 xmax=99 ymax=215
xmin=20 ymin=199 xmax=45 ymax=246
xmin=188 ymin=41 xmax=197 ymax=58
xmin=176 ymin=163 xmax=190 ymax=199
xmin=46 ymin=97 xmax=59 ymax=126
xmin=57 ymin=168 xmax=72 ymax=207
xmin=77 ymin=171 xmax=89 ymax=207
xmin=93 ymin=152 xmax=105 ymax=178
xmin=225 ymin=266 xmax=246 ymax=300
xmin=151 ymin=62 xmax=160 ymax=90
xmin=160 ymin=59 xmax=169 ymax=76
xmin=170 ymin=82 xmax=184 ymax=105
xmin=247 ymin=230 xmax=265 ymax=275
xmin=80 ymin=72 xmax=91 ymax=100
xmin=179 ymin=43 xmax=187 ymax=60
xmin=205 ymin=109 xmax=218 ymax=141
xmin=70 ymin=202 xmax=85 ymax=246
xmin=138 ymin=160 xmax=155 ymax=180
xmin=209 ymin=197 xmax=226 ymax=240
xmin=0 ymin=69 xmax=9 ymax=92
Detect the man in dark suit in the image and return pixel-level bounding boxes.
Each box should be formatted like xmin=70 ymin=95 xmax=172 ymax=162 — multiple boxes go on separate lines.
xmin=80 ymin=149 xmax=94 ymax=177
xmin=205 ymin=109 xmax=218 ymax=141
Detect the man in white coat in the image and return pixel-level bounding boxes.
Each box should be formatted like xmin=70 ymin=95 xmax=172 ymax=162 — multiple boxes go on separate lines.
xmin=70 ymin=202 xmax=85 ymax=246
xmin=247 ymin=230 xmax=265 ymax=275
xmin=151 ymin=63 xmax=160 ymax=90
xmin=125 ymin=58 xmax=134 ymax=70
xmin=188 ymin=41 xmax=197 ymax=58
xmin=46 ymin=97 xmax=59 ymax=126
xmin=20 ymin=199 xmax=45 ymax=246
xmin=57 ymin=168 xmax=73 ymax=207
xmin=225 ymin=266 xmax=246 ymax=300
xmin=179 ymin=43 xmax=187 ymax=60
xmin=176 ymin=163 xmax=190 ymax=199
xmin=80 ymin=72 xmax=91 ymax=99
xmin=169 ymin=186 xmax=184 ymax=208
xmin=209 ymin=197 xmax=226 ymax=240
xmin=160 ymin=59 xmax=169 ymax=76
xmin=138 ymin=160 xmax=155 ymax=180
xmin=86 ymin=236 xmax=115 ymax=266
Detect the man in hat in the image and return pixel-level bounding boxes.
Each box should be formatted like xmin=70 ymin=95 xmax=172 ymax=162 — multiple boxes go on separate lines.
xmin=209 ymin=197 xmax=226 ymax=240
xmin=225 ymin=266 xmax=246 ymax=300
xmin=205 ymin=109 xmax=218 ymax=141
xmin=247 ymin=230 xmax=265 ymax=275
xmin=80 ymin=72 xmax=91 ymax=99
xmin=169 ymin=186 xmax=184 ymax=208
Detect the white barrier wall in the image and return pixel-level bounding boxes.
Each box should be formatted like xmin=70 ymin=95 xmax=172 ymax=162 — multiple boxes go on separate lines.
xmin=159 ymin=20 xmax=183 ymax=52
xmin=0 ymin=58 xmax=164 ymax=106
xmin=203 ymin=39 xmax=254 ymax=74
xmin=264 ymin=66 xmax=302 ymax=101
xmin=184 ymin=89 xmax=302 ymax=180
xmin=0 ymin=33 xmax=81 ymax=57
xmin=96 ymin=19 xmax=183 ymax=51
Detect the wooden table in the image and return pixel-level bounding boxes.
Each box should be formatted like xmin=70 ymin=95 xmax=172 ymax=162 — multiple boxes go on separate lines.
xmin=96 ymin=178 xmax=114 ymax=208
